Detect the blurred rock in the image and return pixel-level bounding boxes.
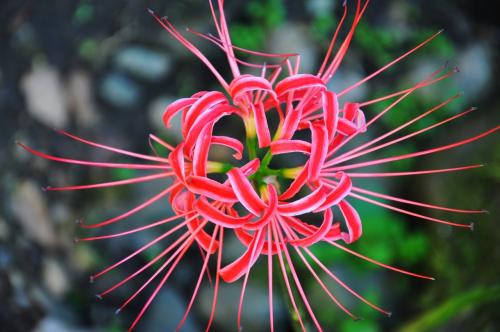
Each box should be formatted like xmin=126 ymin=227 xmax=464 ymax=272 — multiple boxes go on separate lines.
xmin=114 ymin=46 xmax=172 ymax=82
xmin=327 ymin=66 xmax=369 ymax=102
xmin=10 ymin=180 xmax=57 ymax=248
xmin=99 ymin=72 xmax=142 ymax=109
xmin=140 ymin=288 xmax=199 ymax=332
xmin=456 ymin=43 xmax=492 ymax=96
xmin=306 ymin=0 xmax=334 ymax=17
xmin=198 ymin=282 xmax=286 ymax=331
xmin=147 ymin=96 xmax=179 ymax=137
xmin=42 ymin=258 xmax=69 ymax=298
xmin=269 ymin=23 xmax=318 ymax=74
xmin=68 ymin=70 xmax=100 ymax=127
xmin=21 ymin=63 xmax=69 ymax=128
xmin=33 ymin=316 xmax=98 ymax=332
xmin=0 ymin=217 xmax=9 ymax=241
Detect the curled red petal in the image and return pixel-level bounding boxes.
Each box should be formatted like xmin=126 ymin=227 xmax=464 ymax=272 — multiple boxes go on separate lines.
xmin=316 ymin=172 xmax=352 ymax=211
xmin=308 ymin=122 xmax=328 ymax=182
xmin=270 ymin=139 xmax=311 ymax=155
xmin=211 ymin=136 xmax=244 ymax=160
xmin=288 ymin=208 xmax=333 ymax=246
xmin=253 ymin=103 xmax=272 ymax=148
xmin=279 ymin=163 xmax=308 ymax=201
xmin=278 ymin=184 xmax=326 ymax=216
xmin=245 ymin=184 xmax=278 ymax=230
xmin=219 ymin=229 xmax=266 ymax=283
xmin=187 ymin=176 xmax=237 ymax=203
xmin=280 ymin=108 xmax=302 ymax=140
xmin=169 ymin=143 xmax=186 ymax=181
xmin=192 ymin=123 xmax=214 ymax=177
xmin=183 ymin=91 xmax=227 ymax=136
xmin=184 ymin=104 xmax=236 ymax=155
xmin=275 ymin=74 xmax=326 ymax=97
xmin=194 ymin=197 xmax=253 ymax=228
xmin=322 ymin=91 xmax=339 ymax=142
xmin=339 ymin=200 xmax=362 ymax=244
xmin=227 ymin=167 xmax=266 ymax=215
xmin=187 ymin=217 xmax=219 ymax=254
xmin=229 ymin=75 xmax=277 ymax=103
xmin=163 ymin=98 xmax=196 ymax=128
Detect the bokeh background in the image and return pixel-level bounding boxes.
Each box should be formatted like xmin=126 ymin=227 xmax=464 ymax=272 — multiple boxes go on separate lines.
xmin=1 ymin=0 xmax=499 ymax=331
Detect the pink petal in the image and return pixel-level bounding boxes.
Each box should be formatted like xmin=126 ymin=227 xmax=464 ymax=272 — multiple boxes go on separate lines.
xmin=288 ymin=208 xmax=333 ymax=246
xmin=316 ymin=172 xmax=352 ymax=211
xmin=275 ymin=74 xmax=326 ymax=97
xmin=163 ymin=98 xmax=196 ymax=128
xmin=183 ymin=91 xmax=228 ymax=137
xmin=253 ymin=103 xmax=272 ymax=148
xmin=339 ymin=200 xmax=362 ymax=244
xmin=270 ymin=139 xmax=311 ymax=155
xmin=219 ymin=229 xmax=266 ymax=283
xmin=322 ymin=91 xmax=339 ymax=142
xmin=245 ymin=184 xmax=278 ymax=230
xmin=186 ymin=176 xmax=237 ymax=203
xmin=227 ymin=167 xmax=266 ymax=215
xmin=229 ymin=75 xmax=277 ymax=103
xmin=278 ymin=185 xmax=326 ymax=216
xmin=184 ymin=104 xmax=236 ymax=155
xmin=195 ymin=197 xmax=253 ymax=228
xmin=308 ymin=122 xmax=328 ymax=182
xmin=211 ymin=136 xmax=244 ymax=160
xmin=192 ymin=124 xmax=214 ymax=177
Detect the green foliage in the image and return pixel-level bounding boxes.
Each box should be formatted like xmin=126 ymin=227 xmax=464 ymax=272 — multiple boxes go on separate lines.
xmin=230 ymin=0 xmax=285 ymax=50
xmin=399 ymin=286 xmax=500 ymax=332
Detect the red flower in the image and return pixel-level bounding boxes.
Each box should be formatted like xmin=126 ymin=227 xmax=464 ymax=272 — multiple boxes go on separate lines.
xmin=20 ymin=1 xmax=498 ymax=331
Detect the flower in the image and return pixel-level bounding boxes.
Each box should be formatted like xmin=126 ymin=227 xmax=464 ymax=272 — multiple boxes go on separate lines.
xmin=19 ymin=0 xmax=498 ymax=331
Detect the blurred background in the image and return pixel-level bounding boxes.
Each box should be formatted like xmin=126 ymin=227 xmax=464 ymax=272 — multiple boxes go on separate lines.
xmin=1 ymin=0 xmax=499 ymax=331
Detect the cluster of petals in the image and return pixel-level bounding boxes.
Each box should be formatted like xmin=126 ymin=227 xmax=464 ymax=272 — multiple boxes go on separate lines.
xmin=19 ymin=0 xmax=498 ymax=331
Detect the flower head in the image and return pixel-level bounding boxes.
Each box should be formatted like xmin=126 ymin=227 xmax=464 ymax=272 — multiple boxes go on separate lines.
xmin=20 ymin=0 xmax=498 ymax=331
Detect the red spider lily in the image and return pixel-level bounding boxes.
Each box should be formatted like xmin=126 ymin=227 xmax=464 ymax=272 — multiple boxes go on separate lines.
xmin=19 ymin=0 xmax=499 ymax=331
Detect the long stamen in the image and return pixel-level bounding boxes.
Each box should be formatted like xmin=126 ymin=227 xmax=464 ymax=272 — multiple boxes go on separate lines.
xmin=349 ymin=184 xmax=486 ymax=214
xmin=323 ymin=164 xmax=483 ymax=178
xmin=206 ymin=228 xmax=224 ymax=332
xmin=331 ymin=93 xmax=461 ymax=164
xmin=303 ymin=246 xmax=392 ymax=316
xmin=346 ymin=189 xmax=473 ymax=229
xmin=17 ymin=142 xmax=171 ymax=170
xmin=338 ymin=29 xmax=444 ymax=97
xmin=325 ymin=126 xmax=499 ymax=171
xmin=90 ymin=214 xmax=199 ymax=282
xmin=281 ymin=222 xmax=357 ymax=319
xmin=57 ymin=130 xmax=171 ymax=163
xmin=81 ymin=183 xmax=181 ymax=229
xmin=177 ymin=226 xmax=219 ymax=331
xmin=46 ymin=172 xmax=173 ymax=191
xmin=126 ymin=220 xmax=208 ymax=331
xmin=329 ymin=105 xmax=475 ymax=167
xmin=326 ymin=240 xmax=435 ymax=280
xmin=270 ymin=218 xmax=306 ymax=331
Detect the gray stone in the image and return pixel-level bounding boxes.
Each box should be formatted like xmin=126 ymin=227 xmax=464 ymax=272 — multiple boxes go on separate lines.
xmin=148 ymin=96 xmax=177 ymax=134
xmin=33 ymin=316 xmax=99 ymax=332
xmin=140 ymin=288 xmax=199 ymax=332
xmin=456 ymin=43 xmax=492 ymax=96
xmin=10 ymin=180 xmax=58 ymax=248
xmin=327 ymin=66 xmax=369 ymax=102
xmin=198 ymin=282 xmax=286 ymax=331
xmin=99 ymin=72 xmax=142 ymax=109
xmin=114 ymin=46 xmax=172 ymax=82
xmin=42 ymin=258 xmax=69 ymax=298
xmin=268 ymin=23 xmax=318 ymax=74
xmin=21 ymin=63 xmax=69 ymax=128
xmin=68 ymin=70 xmax=100 ymax=127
